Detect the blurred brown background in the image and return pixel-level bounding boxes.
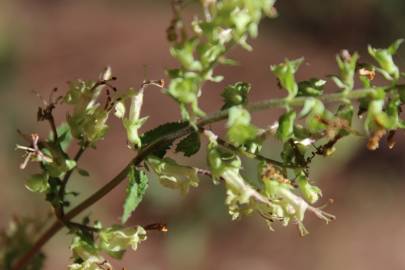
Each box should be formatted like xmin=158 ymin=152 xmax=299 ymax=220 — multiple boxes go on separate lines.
xmin=1 ymin=1 xmax=405 ymax=269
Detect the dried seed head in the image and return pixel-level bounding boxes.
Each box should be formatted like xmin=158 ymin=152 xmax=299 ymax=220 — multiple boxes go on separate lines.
xmin=367 ymin=129 xmax=386 ymax=150
xmin=359 ymin=67 xmax=376 ymax=80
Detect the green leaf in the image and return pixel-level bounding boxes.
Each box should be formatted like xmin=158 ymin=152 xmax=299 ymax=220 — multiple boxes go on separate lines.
xmin=78 ymin=168 xmax=90 ymax=177
xmin=48 ymin=122 xmax=72 ymax=152
xmin=388 ymin=39 xmax=404 ymax=54
xmin=276 ymin=111 xmax=296 ymax=142
xmin=141 ymin=122 xmax=188 ymax=145
xmin=175 ymin=131 xmax=201 ymax=157
xmin=221 ymin=82 xmax=251 ymax=109
xmin=121 ymin=166 xmax=149 ymax=224
xmin=140 ymin=122 xmax=189 ymax=158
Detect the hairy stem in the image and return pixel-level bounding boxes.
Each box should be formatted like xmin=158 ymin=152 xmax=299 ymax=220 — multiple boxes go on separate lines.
xmin=12 ymin=86 xmax=380 ymax=270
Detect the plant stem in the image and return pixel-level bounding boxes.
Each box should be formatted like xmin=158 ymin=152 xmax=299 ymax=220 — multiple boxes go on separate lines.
xmin=210 ymin=131 xmax=300 ymax=168
xmin=47 ymin=114 xmax=59 ymax=143
xmin=12 ymin=221 xmax=63 ymax=270
xmin=11 ymin=87 xmax=378 ymax=270
xmin=57 ymin=145 xmax=88 ymax=217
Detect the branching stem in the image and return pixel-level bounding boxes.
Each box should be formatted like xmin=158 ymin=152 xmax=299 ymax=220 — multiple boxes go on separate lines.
xmin=11 ymin=86 xmax=385 ymax=270
xmin=207 ymin=129 xmax=300 ymax=169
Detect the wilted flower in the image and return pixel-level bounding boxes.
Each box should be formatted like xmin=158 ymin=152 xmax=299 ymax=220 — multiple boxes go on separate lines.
xmin=68 ymin=255 xmax=112 ymax=270
xmin=147 ymin=156 xmax=199 ymax=194
xmin=99 ymin=226 xmax=147 ymax=258
xmin=122 ymin=89 xmax=148 ymax=148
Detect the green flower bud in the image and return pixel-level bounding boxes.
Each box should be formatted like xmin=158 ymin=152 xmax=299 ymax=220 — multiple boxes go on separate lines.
xmin=232 ymin=9 xmax=251 ymax=36
xmin=297 ymin=78 xmax=326 ymax=97
xmin=167 ymin=74 xmax=201 ymax=104
xmin=170 ymin=38 xmax=202 ymax=71
xmin=336 ymin=51 xmax=358 ymax=89
xmin=227 ymin=105 xmax=257 ymax=146
xmin=368 ymin=39 xmax=403 ymax=80
xmin=206 ymin=133 xmax=241 ymax=180
xmin=276 ymin=111 xmax=296 ymax=142
xmin=84 ymin=108 xmax=109 ymax=143
xmin=221 ymin=82 xmax=251 ymax=109
xmin=207 ymin=147 xmax=223 ymax=178
xmin=296 ymin=174 xmax=322 ymax=204
xmin=67 ymin=105 xmax=109 ymax=144
xmin=25 ymin=173 xmax=49 ymax=193
xmin=271 ymin=58 xmax=304 ymax=98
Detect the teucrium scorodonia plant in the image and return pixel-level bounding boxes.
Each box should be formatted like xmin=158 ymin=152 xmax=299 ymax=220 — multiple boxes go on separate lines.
xmin=3 ymin=0 xmax=405 ymax=269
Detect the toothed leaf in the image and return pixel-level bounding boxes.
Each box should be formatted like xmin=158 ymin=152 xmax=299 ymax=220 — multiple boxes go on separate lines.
xmin=121 ymin=166 xmax=149 ymax=224
xmin=175 ymin=131 xmax=201 ymax=157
